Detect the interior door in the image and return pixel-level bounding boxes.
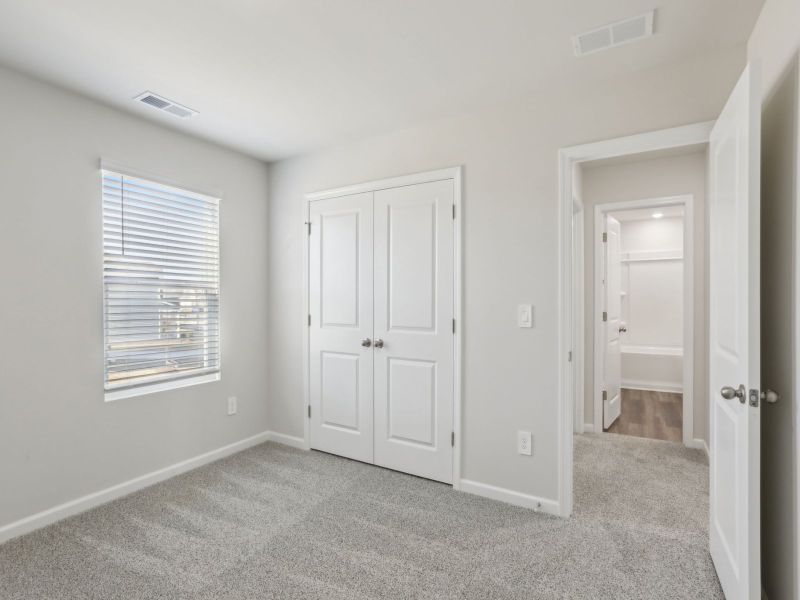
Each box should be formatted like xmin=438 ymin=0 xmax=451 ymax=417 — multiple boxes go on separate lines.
xmin=309 ymin=192 xmax=374 ymax=463
xmin=708 ymin=63 xmax=761 ymax=600
xmin=373 ymin=180 xmax=455 ymax=483
xmin=603 ymin=215 xmax=622 ymax=429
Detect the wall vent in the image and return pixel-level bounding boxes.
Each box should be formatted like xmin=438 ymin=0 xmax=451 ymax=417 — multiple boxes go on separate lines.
xmin=134 ymin=91 xmax=197 ymax=119
xmin=573 ymin=10 xmax=655 ymax=57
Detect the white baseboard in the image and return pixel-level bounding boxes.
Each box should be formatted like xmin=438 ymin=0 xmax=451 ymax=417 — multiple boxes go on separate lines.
xmin=459 ymin=479 xmax=561 ymax=516
xmin=582 ymin=423 xmax=596 ymax=433
xmin=265 ymin=431 xmax=307 ymax=450
xmin=622 ymin=379 xmax=682 ymax=393
xmin=685 ymin=437 xmax=710 ymax=458
xmin=0 ymin=430 xmax=272 ymax=545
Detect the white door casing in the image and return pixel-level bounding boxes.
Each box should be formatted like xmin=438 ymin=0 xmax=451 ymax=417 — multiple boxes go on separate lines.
xmin=307 ymin=171 xmax=459 ymax=486
xmin=309 ymin=193 xmax=375 ymax=463
xmin=603 ymin=216 xmax=622 ymax=429
xmin=708 ymin=63 xmax=761 ymax=600
xmin=373 ymin=180 xmax=455 ymax=483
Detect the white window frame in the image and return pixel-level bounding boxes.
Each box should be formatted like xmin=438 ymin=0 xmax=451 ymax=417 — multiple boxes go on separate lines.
xmin=100 ymin=162 xmax=222 ymax=402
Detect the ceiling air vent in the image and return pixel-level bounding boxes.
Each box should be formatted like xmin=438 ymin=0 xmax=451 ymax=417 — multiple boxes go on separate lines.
xmin=134 ymin=91 xmax=197 ymax=119
xmin=573 ymin=10 xmax=655 ymax=57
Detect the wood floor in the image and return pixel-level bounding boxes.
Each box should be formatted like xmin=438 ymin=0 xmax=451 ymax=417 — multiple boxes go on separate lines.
xmin=604 ymin=388 xmax=683 ymax=442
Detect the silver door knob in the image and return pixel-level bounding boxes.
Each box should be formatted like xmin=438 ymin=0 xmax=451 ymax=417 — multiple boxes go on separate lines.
xmin=361 ymin=338 xmax=372 ymax=347
xmin=761 ymin=389 xmax=780 ymax=404
xmin=720 ymin=384 xmax=746 ymax=403
xmin=374 ymin=339 xmax=384 ymax=349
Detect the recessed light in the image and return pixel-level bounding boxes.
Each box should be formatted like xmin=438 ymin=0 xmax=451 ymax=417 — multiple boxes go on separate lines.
xmin=652 ymin=212 xmax=664 ymax=219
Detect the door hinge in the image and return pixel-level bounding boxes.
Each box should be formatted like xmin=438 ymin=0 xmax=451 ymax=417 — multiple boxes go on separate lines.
xmin=308 ymin=405 xmax=311 ymax=418
xmin=602 ymin=390 xmax=607 ymax=401
xmin=452 ymin=318 xmax=456 ymax=334
xmin=452 ymin=204 xmax=456 ymax=219
xmin=602 ymin=232 xmax=607 ymax=242
xmin=451 ymin=431 xmax=455 ymax=447
xmin=308 ymin=314 xmax=311 ymax=326
xmin=602 ymin=311 xmax=607 ymax=322
xmin=568 ymin=350 xmax=573 ymax=362
xmin=306 ymin=221 xmax=311 ymax=235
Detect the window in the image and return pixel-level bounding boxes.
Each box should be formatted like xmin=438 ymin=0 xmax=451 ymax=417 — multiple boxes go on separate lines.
xmin=102 ymin=169 xmax=220 ymax=400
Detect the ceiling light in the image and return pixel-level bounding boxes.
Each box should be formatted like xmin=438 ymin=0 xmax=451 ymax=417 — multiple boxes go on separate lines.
xmin=573 ymin=10 xmax=655 ymax=57
xmin=652 ymin=212 xmax=664 ymax=219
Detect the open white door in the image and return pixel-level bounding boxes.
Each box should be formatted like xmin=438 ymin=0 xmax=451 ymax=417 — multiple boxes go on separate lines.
xmin=603 ymin=216 xmax=622 ymax=429
xmin=309 ymin=193 xmax=375 ymax=463
xmin=708 ymin=63 xmax=761 ymax=600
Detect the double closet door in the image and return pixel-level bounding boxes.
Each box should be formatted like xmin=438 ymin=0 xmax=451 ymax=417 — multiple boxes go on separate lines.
xmin=309 ymin=178 xmax=455 ymax=484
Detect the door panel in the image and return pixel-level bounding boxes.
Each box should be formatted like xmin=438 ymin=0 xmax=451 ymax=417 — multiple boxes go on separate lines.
xmin=309 ymin=193 xmax=374 ymax=463
xmin=708 ymin=63 xmax=760 ymax=600
xmin=373 ymin=180 xmax=454 ymax=483
xmin=387 ymin=358 xmax=436 ymax=445
xmin=604 ymin=216 xmax=622 ymax=429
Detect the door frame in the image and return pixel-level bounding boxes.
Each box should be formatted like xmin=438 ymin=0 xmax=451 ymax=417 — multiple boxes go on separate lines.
xmin=302 ymin=166 xmax=464 ymax=488
xmin=557 ymin=121 xmax=714 ymax=517
xmin=592 ymin=195 xmax=695 ymax=444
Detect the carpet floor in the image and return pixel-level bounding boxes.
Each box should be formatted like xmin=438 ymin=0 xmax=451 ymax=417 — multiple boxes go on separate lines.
xmin=0 ymin=434 xmax=720 ymax=599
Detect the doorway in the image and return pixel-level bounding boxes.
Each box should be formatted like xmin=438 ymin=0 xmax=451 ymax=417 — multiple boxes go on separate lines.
xmin=302 ymin=168 xmax=463 ymax=486
xmin=592 ymin=198 xmax=693 ymax=444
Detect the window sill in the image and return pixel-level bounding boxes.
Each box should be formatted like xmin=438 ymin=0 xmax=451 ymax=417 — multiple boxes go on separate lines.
xmin=104 ymin=372 xmax=220 ymax=402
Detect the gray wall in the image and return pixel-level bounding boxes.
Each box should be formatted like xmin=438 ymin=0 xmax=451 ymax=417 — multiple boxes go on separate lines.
xmin=0 ymin=66 xmax=271 ymax=528
xmin=748 ymin=0 xmax=800 ymax=596
xmin=580 ymin=151 xmax=709 ymax=444
xmin=267 ymin=49 xmax=745 ymax=504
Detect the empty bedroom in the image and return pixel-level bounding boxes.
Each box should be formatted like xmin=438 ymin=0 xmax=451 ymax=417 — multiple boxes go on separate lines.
xmin=1 ymin=1 xmax=798 ymax=599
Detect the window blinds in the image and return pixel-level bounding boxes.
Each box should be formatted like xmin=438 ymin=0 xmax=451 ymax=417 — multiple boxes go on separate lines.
xmin=102 ymin=170 xmax=220 ymax=392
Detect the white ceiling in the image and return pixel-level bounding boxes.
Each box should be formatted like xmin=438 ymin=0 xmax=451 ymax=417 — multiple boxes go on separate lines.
xmin=0 ymin=0 xmax=763 ymax=161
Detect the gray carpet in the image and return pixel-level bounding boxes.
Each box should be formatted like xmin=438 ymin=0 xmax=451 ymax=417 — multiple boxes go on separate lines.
xmin=0 ymin=433 xmax=721 ymax=599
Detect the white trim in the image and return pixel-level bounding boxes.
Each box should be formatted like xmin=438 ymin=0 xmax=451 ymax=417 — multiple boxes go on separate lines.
xmin=459 ymin=479 xmax=560 ymax=516
xmin=621 ymin=345 xmax=683 ymax=356
xmin=104 ymin=372 xmax=220 ymax=402
xmin=557 ymin=121 xmax=713 ymax=518
xmin=302 ymin=167 xmax=463 ymax=486
xmin=686 ymin=437 xmax=710 ymax=458
xmin=572 ymin=197 xmax=585 ymax=434
xmin=583 ymin=423 xmax=596 ymax=433
xmin=265 ymin=431 xmax=308 ymax=450
xmin=621 ymin=380 xmax=683 ymax=394
xmin=592 ymin=195 xmax=695 ymax=444
xmin=305 ymin=167 xmax=459 ymax=201
xmin=0 ymin=430 xmax=271 ymax=545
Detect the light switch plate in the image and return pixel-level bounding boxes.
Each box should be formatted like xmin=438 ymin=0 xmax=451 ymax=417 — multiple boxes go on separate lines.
xmin=227 ymin=396 xmax=237 ymax=416
xmin=518 ymin=431 xmax=532 ymax=455
xmin=518 ymin=304 xmax=533 ymax=328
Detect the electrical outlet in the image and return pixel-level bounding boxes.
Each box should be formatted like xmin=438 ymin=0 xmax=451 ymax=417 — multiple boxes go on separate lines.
xmin=227 ymin=396 xmax=237 ymax=416
xmin=518 ymin=431 xmax=532 ymax=456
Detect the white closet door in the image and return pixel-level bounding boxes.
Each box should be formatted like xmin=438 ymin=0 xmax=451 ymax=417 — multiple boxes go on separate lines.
xmin=309 ymin=193 xmax=374 ymax=463
xmin=603 ymin=216 xmax=622 ymax=429
xmin=373 ymin=180 xmax=454 ymax=483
